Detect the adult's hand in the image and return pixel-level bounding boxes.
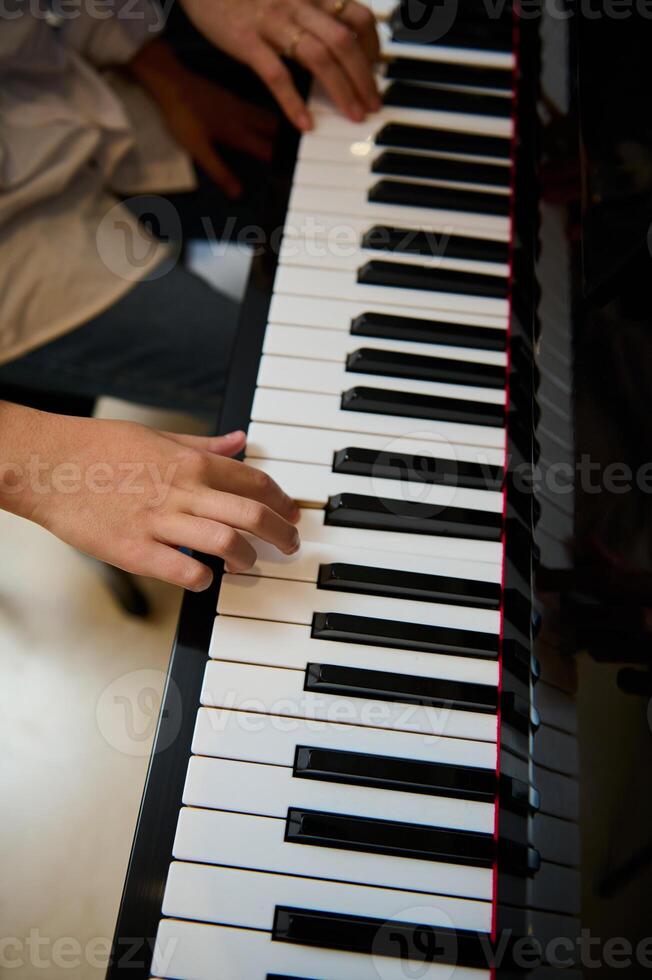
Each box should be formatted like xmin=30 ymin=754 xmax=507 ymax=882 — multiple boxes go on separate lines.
xmin=0 ymin=403 xmax=300 ymax=591
xmin=179 ymin=0 xmax=381 ymax=131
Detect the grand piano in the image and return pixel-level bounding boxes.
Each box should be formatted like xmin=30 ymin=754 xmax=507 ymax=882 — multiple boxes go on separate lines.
xmin=107 ymin=2 xmax=652 ymax=976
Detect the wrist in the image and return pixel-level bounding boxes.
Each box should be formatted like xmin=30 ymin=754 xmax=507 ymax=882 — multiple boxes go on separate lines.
xmin=0 ymin=401 xmax=58 ymax=524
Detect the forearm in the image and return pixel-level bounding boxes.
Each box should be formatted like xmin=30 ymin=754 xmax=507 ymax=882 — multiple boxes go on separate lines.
xmin=0 ymin=400 xmax=52 ymax=523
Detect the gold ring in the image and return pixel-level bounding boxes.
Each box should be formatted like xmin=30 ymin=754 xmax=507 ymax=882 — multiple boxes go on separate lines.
xmin=284 ymin=25 xmax=305 ymax=58
xmin=331 ymin=0 xmax=351 ymax=15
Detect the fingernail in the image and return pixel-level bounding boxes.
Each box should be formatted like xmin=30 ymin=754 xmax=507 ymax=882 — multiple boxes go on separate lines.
xmin=226 ymin=429 xmax=246 ymax=441
xmin=298 ymin=113 xmax=313 ymax=131
xmin=350 ymin=103 xmax=365 ymax=122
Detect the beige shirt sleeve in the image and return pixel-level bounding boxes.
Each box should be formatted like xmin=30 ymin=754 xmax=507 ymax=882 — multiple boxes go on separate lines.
xmin=0 ymin=9 xmax=196 ymax=366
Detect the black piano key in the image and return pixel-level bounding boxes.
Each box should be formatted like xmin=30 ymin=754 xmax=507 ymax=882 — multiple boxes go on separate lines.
xmin=386 ymin=56 xmax=513 ymax=92
xmin=311 ymin=611 xmax=499 ymax=659
xmin=273 ymin=905 xmax=489 ymax=967
xmin=267 ymin=976 xmax=316 ymax=980
xmin=285 ymin=808 xmax=495 ymax=868
xmin=318 ymin=561 xmax=501 ymax=609
xmin=383 ymin=80 xmax=512 ymax=118
xmin=362 ymin=224 xmax=509 ymax=263
xmin=376 ymin=121 xmax=511 ymax=160
xmin=351 ymin=309 xmax=507 ymax=351
xmin=357 ymin=260 xmax=508 ymax=300
xmin=325 ymin=491 xmax=503 ymax=540
xmin=391 ymin=12 xmax=513 ymax=52
xmin=372 ymin=149 xmax=511 ymax=187
xmin=341 ymin=386 xmax=505 ymax=428
xmin=332 ymin=446 xmax=504 ymax=491
xmin=347 ymin=346 xmax=506 ymax=387
xmin=369 ymin=178 xmax=510 ymax=217
xmin=294 ymin=744 xmax=497 ymax=802
xmin=304 ymin=662 xmax=498 ymax=713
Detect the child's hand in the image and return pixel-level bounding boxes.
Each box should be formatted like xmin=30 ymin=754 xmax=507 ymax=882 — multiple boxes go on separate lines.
xmin=129 ymin=39 xmax=278 ymax=198
xmin=0 ymin=403 xmax=300 ymax=591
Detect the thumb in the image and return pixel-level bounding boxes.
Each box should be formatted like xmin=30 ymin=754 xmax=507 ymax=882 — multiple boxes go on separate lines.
xmin=165 ymin=430 xmax=247 ymax=457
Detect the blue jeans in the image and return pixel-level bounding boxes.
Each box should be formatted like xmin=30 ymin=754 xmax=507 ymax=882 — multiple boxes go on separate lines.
xmin=0 ymin=263 xmax=239 ymax=418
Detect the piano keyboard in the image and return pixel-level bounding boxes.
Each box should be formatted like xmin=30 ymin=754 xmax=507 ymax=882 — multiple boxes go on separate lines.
xmin=149 ymin=3 xmax=544 ymax=978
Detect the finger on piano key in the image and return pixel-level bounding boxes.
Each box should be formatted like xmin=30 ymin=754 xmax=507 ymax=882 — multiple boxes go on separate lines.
xmin=217 ymin=574 xmax=500 ymax=635
xmin=244 ymin=456 xmax=502 ymax=513
xmin=273 ymin=264 xmax=509 ymax=318
xmin=152 ymin=918 xmax=493 ymax=980
xmin=209 ymin=617 xmax=499 ymax=685
xmin=246 ymin=420 xmax=505 ymax=472
xmin=257 ymin=354 xmax=506 ymax=405
xmin=288 ymin=184 xmax=509 ymax=237
xmin=172 ymin=806 xmax=493 ymax=898
xmin=263 ymin=323 xmax=507 ymax=368
xmin=184 ymin=753 xmax=496 ymax=828
xmin=294 ymin=504 xmax=504 ymax=563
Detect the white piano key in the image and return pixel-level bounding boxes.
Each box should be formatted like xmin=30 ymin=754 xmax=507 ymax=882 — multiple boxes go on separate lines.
xmin=245 ymin=457 xmax=502 ymax=512
xmin=279 ymin=234 xmax=509 ymax=280
xmin=292 ymin=157 xmax=510 ymax=198
xmin=268 ymin=290 xmax=507 ymax=332
xmin=294 ymin=505 xmax=502 ymax=563
xmin=257 ymin=353 xmax=506 ymax=405
xmin=193 ymin=703 xmax=498 ymax=767
xmin=246 ymin=420 xmax=506 ymax=468
xmin=209 ymin=617 xmax=498 ymax=686
xmin=152 ymin=919 xmax=492 ymax=980
xmin=273 ymin=264 xmax=509 ymax=319
xmin=244 ymin=534 xmax=501 ymax=584
xmin=288 ymin=188 xmax=509 ymax=245
xmin=162 ymin=862 xmax=492 ymax=932
xmin=251 ymin=388 xmax=506 ymax=451
xmin=310 ymin=94 xmax=513 ymax=140
xmin=201 ymin=660 xmax=497 ymax=744
xmin=284 ymin=205 xmax=509 ymax=248
xmin=217 ymin=574 xmax=500 ymax=635
xmin=172 ymin=808 xmax=493 ymax=901
xmin=184 ymin=753 xmax=495 ymax=829
xmin=263 ymin=323 xmax=507 ymax=367
xmin=378 ymin=21 xmax=515 ymax=70
xmin=297 ymin=133 xmax=512 ymax=171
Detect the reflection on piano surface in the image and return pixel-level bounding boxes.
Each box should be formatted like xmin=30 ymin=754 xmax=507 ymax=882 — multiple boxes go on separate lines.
xmin=108 ymin=2 xmax=652 ymax=977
